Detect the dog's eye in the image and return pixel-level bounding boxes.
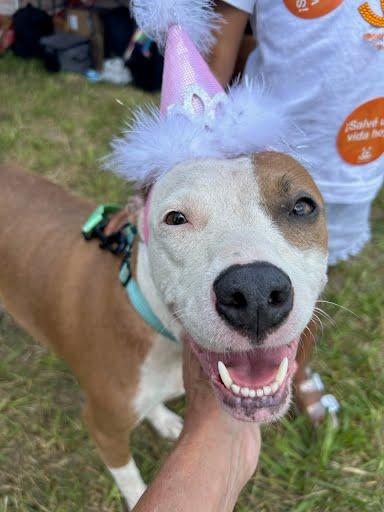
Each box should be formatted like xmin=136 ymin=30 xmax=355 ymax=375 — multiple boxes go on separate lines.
xmin=291 ymin=197 xmax=317 ymax=217
xmin=164 ymin=211 xmax=188 ymax=225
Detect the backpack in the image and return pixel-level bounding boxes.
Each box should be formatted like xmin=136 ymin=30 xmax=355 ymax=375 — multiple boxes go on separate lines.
xmin=12 ymin=3 xmax=53 ymax=59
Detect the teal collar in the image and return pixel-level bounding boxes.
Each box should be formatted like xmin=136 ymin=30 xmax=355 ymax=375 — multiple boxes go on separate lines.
xmin=125 ymin=279 xmax=178 ymax=342
xmin=83 ymin=205 xmax=178 ymax=344
xmin=118 ymin=226 xmax=178 ymax=343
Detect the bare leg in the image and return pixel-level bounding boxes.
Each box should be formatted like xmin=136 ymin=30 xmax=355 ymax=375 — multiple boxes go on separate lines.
xmin=294 ymin=319 xmax=339 ymax=426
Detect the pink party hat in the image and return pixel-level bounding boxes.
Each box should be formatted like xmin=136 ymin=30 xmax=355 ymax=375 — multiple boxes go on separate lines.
xmin=160 ymin=24 xmax=223 ymax=115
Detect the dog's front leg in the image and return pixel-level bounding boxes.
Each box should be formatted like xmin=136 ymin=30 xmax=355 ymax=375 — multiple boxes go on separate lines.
xmin=83 ymin=400 xmax=146 ymax=510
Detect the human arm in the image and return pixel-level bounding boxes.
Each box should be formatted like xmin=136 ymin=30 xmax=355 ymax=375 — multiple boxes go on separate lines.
xmin=209 ymin=1 xmax=252 ymax=86
xmin=132 ymin=342 xmax=261 ymax=512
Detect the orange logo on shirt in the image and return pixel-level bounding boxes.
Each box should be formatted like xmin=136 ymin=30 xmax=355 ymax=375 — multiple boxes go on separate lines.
xmin=337 ymin=98 xmax=384 ymax=165
xmin=283 ymin=0 xmax=343 ymax=19
xmin=358 ymin=1 xmax=384 ymax=27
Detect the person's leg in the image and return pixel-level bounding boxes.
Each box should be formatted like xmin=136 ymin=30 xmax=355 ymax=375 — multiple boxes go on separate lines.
xmin=294 ymin=318 xmax=340 ymax=426
xmin=326 ymin=202 xmax=372 ymax=266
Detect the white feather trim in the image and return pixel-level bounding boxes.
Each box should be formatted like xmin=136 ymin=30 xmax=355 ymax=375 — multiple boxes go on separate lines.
xmin=215 ymin=79 xmax=287 ymax=156
xmin=130 ymin=0 xmax=221 ymax=55
xmin=104 ymin=80 xmax=291 ymax=184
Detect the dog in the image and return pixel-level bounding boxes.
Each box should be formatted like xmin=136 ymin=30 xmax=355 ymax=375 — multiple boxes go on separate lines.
xmin=0 ymin=152 xmax=327 ymax=508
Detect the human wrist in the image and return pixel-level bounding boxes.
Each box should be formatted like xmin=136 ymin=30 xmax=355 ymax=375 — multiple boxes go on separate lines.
xmin=181 ymin=409 xmax=259 ymax=486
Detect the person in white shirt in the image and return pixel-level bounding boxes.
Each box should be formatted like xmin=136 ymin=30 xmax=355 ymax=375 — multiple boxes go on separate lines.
xmin=209 ymin=0 xmax=383 ymax=424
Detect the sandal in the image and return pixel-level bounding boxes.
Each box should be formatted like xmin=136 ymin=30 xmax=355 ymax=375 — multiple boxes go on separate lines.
xmin=295 ymin=367 xmax=340 ymax=428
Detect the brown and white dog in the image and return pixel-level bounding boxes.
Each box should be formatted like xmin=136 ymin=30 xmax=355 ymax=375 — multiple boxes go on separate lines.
xmin=0 ymin=152 xmax=328 ymax=508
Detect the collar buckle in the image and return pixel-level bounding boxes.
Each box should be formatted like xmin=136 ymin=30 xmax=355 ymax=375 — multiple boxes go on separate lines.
xmin=82 ymin=204 xmax=137 ymax=261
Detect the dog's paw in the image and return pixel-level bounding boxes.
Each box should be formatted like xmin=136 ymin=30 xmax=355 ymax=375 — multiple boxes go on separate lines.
xmin=147 ymin=404 xmax=183 ymax=440
xmin=109 ymin=460 xmax=146 ymax=511
xmin=158 ymin=411 xmax=183 ymax=440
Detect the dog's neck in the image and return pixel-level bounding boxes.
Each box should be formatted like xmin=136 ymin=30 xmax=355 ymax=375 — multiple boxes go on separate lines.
xmin=136 ymin=241 xmax=182 ymax=342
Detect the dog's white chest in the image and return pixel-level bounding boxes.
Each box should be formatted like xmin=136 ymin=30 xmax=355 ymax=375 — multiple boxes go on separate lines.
xmin=134 ymin=334 xmax=184 ymax=420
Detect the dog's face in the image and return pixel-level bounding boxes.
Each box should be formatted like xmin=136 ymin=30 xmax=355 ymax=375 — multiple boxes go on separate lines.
xmin=142 ymin=152 xmax=328 ymax=423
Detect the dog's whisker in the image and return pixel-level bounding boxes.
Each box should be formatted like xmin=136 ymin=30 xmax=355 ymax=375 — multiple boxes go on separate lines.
xmin=314 ymin=306 xmax=334 ymax=321
xmin=313 ymin=306 xmax=337 ymax=327
xmin=311 ymin=313 xmax=324 ymax=338
xmin=303 ymin=324 xmax=317 ymax=344
xmin=317 ymin=300 xmax=360 ymax=319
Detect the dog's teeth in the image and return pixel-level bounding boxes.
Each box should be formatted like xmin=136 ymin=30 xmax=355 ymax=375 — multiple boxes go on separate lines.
xmin=275 ymin=357 xmax=289 ymax=384
xmin=240 ymin=387 xmax=250 ymax=397
xmin=218 ymin=361 xmax=233 ymax=389
xmin=222 ymin=357 xmax=288 ymax=398
xmin=231 ymin=383 xmax=240 ymax=394
xmin=271 ymin=381 xmax=279 ymax=394
xmin=263 ymin=385 xmax=272 ymax=396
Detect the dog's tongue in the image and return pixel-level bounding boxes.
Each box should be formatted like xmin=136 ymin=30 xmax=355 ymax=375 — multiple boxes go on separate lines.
xmin=228 ymin=359 xmax=277 ymax=387
xmin=219 ymin=347 xmax=290 ymax=388
xmin=191 ymin=339 xmax=295 ymax=389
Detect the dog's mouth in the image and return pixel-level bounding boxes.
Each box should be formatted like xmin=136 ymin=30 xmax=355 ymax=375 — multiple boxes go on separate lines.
xmin=187 ymin=337 xmax=299 ymax=423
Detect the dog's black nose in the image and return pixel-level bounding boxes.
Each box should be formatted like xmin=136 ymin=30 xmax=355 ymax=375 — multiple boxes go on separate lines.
xmin=214 ymin=262 xmax=293 ymax=342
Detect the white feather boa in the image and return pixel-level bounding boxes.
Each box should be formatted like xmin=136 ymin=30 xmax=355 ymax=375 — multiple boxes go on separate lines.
xmin=104 ymin=79 xmax=290 ymax=185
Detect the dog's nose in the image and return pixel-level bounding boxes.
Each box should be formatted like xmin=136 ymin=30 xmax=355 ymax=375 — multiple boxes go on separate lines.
xmin=214 ymin=262 xmax=293 ymax=342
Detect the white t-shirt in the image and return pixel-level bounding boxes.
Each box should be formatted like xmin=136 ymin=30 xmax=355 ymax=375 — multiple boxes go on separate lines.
xmin=223 ymin=0 xmax=384 ymax=204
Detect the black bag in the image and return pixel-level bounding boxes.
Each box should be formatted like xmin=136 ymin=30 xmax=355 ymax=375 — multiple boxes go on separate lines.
xmin=40 ymin=33 xmax=91 ymax=73
xmin=102 ymin=6 xmax=135 ymax=59
xmin=12 ymin=4 xmax=53 ymax=59
xmin=128 ymin=42 xmax=163 ymax=92
xmin=101 ymin=6 xmax=163 ymax=92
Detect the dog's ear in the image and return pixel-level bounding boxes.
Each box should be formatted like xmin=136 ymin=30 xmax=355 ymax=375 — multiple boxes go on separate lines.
xmin=104 ymin=195 xmax=144 ymax=237
xmin=133 ymin=188 xmax=150 ymax=244
xmin=137 ymin=185 xmax=153 ymax=244
xmin=142 ymin=184 xmax=152 ymax=201
xmin=126 ymin=194 xmax=145 ymax=215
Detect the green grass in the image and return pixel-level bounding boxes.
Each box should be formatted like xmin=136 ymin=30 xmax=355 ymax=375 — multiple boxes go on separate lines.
xmin=0 ymin=53 xmax=383 ymax=511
